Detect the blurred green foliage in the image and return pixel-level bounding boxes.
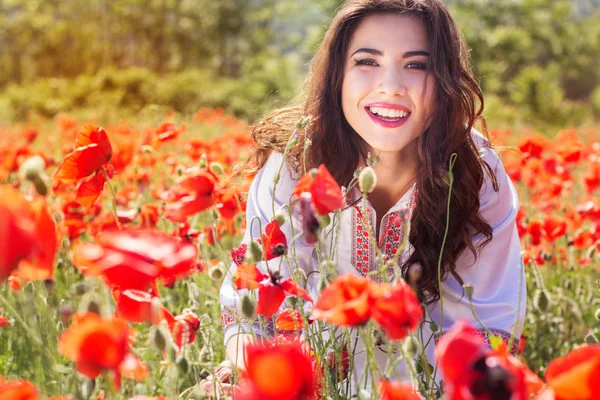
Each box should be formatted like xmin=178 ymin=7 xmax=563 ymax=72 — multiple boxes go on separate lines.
xmin=0 ymin=0 xmax=599 ymax=127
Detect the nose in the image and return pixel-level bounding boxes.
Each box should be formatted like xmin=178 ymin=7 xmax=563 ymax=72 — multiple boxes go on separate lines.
xmin=377 ymin=66 xmax=407 ymax=96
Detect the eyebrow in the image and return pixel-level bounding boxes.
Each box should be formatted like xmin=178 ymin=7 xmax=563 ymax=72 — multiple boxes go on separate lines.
xmin=349 ymin=48 xmax=430 ymax=58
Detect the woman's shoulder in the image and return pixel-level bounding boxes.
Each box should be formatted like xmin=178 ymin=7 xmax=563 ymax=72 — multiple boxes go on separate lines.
xmin=469 ymin=128 xmax=519 ymax=221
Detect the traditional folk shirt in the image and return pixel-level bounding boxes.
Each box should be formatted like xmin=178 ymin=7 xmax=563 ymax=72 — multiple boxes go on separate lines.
xmin=220 ymin=129 xmax=526 ymax=386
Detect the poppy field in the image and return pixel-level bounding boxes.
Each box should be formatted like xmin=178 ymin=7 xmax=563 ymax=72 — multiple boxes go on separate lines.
xmin=1 ymin=109 xmax=600 ymax=399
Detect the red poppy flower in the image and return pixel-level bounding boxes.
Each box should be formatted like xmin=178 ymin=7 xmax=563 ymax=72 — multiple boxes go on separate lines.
xmin=544 ymin=345 xmax=600 ymax=400
xmin=170 ymin=312 xmax=201 ymax=350
xmin=115 ymin=289 xmax=164 ymax=323
xmin=0 ymin=315 xmax=11 ymax=327
xmin=163 ymin=169 xmax=217 ymax=222
xmin=436 ymin=320 xmax=541 ymax=400
xmin=378 ymin=378 xmax=421 ymax=400
xmin=276 ymin=309 xmax=306 ymax=331
xmin=0 ymin=376 xmax=39 ymax=400
xmin=234 ymin=263 xmax=312 ymax=317
xmin=73 ymin=229 xmax=198 ymax=291
xmin=0 ymin=185 xmax=57 ymax=282
xmin=261 ymin=220 xmax=288 ymax=260
xmin=369 ymin=280 xmax=423 ymax=341
xmin=293 ymin=164 xmax=344 ymax=215
xmin=214 ymin=188 xmax=244 ymax=220
xmin=236 ymin=340 xmax=316 ymax=400
xmin=311 ymin=274 xmax=371 ymax=327
xmin=54 ymin=124 xmax=114 ymax=208
xmin=58 ymin=312 xmax=134 ymax=387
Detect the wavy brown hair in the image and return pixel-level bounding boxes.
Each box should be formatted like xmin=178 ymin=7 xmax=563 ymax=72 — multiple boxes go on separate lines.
xmin=243 ymin=0 xmax=498 ymax=305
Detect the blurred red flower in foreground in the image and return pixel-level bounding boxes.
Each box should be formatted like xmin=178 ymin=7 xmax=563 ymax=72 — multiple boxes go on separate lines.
xmin=73 ymin=229 xmax=198 ymax=291
xmin=0 ymin=376 xmax=39 ymax=399
xmin=293 ymin=164 xmax=344 ymax=215
xmin=310 ymin=274 xmax=371 ymax=327
xmin=378 ymin=378 xmax=421 ymax=400
xmin=0 ymin=185 xmax=57 ymax=282
xmin=58 ymin=312 xmax=147 ymax=388
xmin=311 ymin=274 xmax=422 ymax=341
xmin=54 ymin=124 xmax=114 ymax=208
xmin=436 ymin=320 xmax=543 ymax=400
xmin=541 ymin=344 xmax=600 ymax=400
xmin=234 ymin=263 xmax=312 ymax=317
xmin=236 ymin=339 xmax=316 ymax=400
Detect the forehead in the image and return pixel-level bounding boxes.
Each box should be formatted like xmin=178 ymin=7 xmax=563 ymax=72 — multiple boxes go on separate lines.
xmin=347 ymin=13 xmax=429 ymax=54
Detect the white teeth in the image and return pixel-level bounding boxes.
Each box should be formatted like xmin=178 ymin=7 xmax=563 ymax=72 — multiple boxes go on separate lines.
xmin=368 ymin=107 xmax=409 ymax=118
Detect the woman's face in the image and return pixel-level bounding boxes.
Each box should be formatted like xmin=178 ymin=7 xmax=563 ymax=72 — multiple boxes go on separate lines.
xmin=341 ymin=13 xmax=435 ymax=156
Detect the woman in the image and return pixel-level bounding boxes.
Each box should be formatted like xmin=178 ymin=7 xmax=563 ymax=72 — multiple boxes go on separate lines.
xmin=215 ymin=0 xmax=526 ymax=396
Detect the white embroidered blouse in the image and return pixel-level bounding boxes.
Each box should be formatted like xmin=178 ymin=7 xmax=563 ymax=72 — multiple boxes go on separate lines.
xmin=220 ymin=129 xmax=527 ymax=385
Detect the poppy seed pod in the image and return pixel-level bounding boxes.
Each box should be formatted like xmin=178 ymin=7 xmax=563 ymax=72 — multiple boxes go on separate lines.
xmin=359 ymin=166 xmax=377 ymax=194
xmin=246 ymin=240 xmax=263 ymax=263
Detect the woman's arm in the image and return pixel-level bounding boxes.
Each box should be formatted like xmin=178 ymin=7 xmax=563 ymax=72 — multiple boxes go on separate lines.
xmin=219 ymin=152 xmax=317 ymax=351
xmin=429 ymin=137 xmax=526 ymax=353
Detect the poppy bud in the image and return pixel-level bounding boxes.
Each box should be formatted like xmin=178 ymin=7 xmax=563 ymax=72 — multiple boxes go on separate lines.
xmin=151 ymin=325 xmax=168 ymax=352
xmin=141 ymin=144 xmax=154 ymax=153
xmin=199 ymin=154 xmax=208 ymax=168
xmin=274 ymin=211 xmax=286 ymax=227
xmin=429 ymin=320 xmax=439 ymax=333
xmin=319 ymin=214 xmax=331 ymax=228
xmin=534 ymin=289 xmax=551 ymax=312
xmin=292 ymin=269 xmax=308 ymax=287
xmin=402 ymin=336 xmax=421 ymax=358
xmin=246 ymin=240 xmax=263 ymax=263
xmin=595 ymin=308 xmax=600 ymax=321
xmin=176 ymin=355 xmax=189 ymax=374
xmin=359 ymin=166 xmax=377 ymax=194
xmin=463 ymin=283 xmax=474 ymax=300
xmin=20 ymin=155 xmax=46 ymax=181
xmin=285 ymin=135 xmax=299 ymax=151
xmin=358 ymin=389 xmax=371 ymax=400
xmin=208 ymin=263 xmax=225 ymax=281
xmin=209 ymin=162 xmax=223 ymax=175
xmin=241 ymin=294 xmax=255 ymax=319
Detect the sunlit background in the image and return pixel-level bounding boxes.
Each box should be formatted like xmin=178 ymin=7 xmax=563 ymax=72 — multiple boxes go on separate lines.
xmin=0 ymin=0 xmax=599 ymax=129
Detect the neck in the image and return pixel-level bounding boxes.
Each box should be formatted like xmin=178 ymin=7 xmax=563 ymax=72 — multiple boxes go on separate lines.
xmin=362 ymin=144 xmax=418 ymax=200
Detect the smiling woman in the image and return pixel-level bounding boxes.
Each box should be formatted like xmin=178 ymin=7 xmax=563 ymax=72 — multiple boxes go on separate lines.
xmin=217 ymin=0 xmax=527 ymax=398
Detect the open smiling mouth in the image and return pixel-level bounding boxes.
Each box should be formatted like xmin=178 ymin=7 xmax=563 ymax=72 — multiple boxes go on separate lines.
xmin=366 ymin=106 xmax=411 ymax=128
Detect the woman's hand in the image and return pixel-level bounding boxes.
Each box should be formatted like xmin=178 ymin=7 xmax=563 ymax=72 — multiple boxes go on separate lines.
xmin=199 ymin=333 xmax=255 ymax=398
xmin=199 ymin=360 xmax=237 ymax=398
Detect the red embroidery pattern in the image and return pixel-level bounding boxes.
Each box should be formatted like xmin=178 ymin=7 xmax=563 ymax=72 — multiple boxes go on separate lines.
xmin=350 ymin=188 xmax=418 ymax=276
xmin=221 ymin=306 xmax=275 ymax=337
xmin=434 ymin=328 xmax=520 ymax=355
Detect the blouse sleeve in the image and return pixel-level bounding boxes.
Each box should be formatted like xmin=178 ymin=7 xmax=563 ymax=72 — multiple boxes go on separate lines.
xmin=219 ymin=151 xmax=318 ymax=347
xmin=429 ymin=135 xmax=526 ymax=353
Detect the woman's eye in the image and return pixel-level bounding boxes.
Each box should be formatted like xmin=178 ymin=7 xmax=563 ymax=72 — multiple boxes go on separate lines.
xmin=353 ymin=58 xmax=378 ymax=66
xmin=406 ymin=62 xmax=427 ymax=70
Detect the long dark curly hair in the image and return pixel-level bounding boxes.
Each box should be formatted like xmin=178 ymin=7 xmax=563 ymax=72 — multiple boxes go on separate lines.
xmin=243 ymin=0 xmax=498 ymax=305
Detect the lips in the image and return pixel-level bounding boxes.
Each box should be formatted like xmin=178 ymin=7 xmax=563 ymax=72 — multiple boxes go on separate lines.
xmin=365 ymin=106 xmax=411 ymax=128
